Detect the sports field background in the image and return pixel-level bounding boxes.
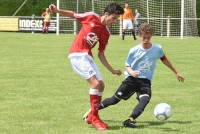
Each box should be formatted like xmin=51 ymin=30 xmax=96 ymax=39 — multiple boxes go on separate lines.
xmin=0 ymin=32 xmax=200 ymax=134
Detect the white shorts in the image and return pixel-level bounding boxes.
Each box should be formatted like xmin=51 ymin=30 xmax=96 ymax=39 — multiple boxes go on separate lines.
xmin=68 ymin=53 xmax=103 ymax=80
xmin=123 ymin=19 xmax=133 ymax=30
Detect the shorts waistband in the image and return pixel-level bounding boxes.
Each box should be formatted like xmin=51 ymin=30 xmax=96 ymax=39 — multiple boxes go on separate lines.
xmin=68 ymin=53 xmax=93 ymax=60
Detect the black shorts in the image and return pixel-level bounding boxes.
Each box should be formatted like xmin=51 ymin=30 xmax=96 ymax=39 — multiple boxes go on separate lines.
xmin=115 ymin=76 xmax=151 ymax=100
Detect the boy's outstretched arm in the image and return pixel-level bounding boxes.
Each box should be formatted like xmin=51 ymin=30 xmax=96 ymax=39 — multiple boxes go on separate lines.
xmin=49 ymin=4 xmax=75 ymax=18
xmin=160 ymin=55 xmax=185 ymax=82
xmin=98 ymin=51 xmax=122 ymax=76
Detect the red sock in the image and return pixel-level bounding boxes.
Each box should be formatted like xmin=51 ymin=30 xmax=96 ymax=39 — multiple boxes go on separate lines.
xmin=89 ymin=89 xmax=108 ymax=129
xmin=89 ymin=88 xmax=102 ymax=118
xmin=90 ymin=95 xmax=101 ymax=117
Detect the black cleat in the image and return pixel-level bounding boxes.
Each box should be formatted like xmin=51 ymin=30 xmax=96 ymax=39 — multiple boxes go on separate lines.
xmin=123 ymin=119 xmax=137 ymax=128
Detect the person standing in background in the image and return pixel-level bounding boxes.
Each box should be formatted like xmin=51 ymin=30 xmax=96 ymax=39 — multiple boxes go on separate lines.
xmin=120 ymin=2 xmax=137 ymax=40
xmin=41 ymin=8 xmax=51 ymax=33
xmin=134 ymin=9 xmax=141 ymax=35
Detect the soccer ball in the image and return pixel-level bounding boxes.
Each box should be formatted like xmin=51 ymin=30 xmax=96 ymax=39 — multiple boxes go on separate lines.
xmin=154 ymin=103 xmax=171 ymax=121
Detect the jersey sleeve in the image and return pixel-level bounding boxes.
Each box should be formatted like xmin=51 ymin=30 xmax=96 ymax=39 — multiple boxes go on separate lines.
xmin=158 ymin=45 xmax=165 ymax=58
xmin=74 ymin=12 xmax=99 ymax=23
xmin=125 ymin=48 xmax=135 ymax=67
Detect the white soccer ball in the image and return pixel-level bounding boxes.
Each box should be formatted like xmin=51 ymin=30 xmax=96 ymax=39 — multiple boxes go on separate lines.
xmin=154 ymin=103 xmax=171 ymax=121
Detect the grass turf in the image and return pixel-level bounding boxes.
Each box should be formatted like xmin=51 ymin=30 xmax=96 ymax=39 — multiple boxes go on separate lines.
xmin=0 ymin=32 xmax=200 ymax=134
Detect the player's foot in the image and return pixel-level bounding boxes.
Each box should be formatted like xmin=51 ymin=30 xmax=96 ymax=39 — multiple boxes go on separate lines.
xmin=92 ymin=116 xmax=108 ymax=131
xmin=134 ymin=37 xmax=137 ymax=40
xmin=123 ymin=118 xmax=137 ymax=128
xmin=83 ymin=109 xmax=92 ymax=124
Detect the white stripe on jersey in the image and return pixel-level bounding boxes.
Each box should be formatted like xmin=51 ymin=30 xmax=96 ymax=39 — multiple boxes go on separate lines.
xmin=74 ymin=12 xmax=99 ymax=18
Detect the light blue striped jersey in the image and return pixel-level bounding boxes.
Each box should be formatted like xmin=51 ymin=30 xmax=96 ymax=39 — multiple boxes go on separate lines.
xmin=125 ymin=44 xmax=164 ymax=81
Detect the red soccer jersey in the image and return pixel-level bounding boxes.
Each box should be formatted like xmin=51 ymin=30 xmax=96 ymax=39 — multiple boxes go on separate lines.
xmin=69 ymin=12 xmax=110 ymax=57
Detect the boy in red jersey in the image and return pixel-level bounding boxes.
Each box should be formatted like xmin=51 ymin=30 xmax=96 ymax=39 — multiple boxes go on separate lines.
xmin=49 ymin=3 xmax=124 ymax=130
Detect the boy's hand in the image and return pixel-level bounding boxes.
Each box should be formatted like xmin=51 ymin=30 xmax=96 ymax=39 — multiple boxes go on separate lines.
xmin=131 ymin=71 xmax=140 ymax=78
xmin=49 ymin=4 xmax=59 ymax=13
xmin=176 ymin=73 xmax=185 ymax=82
xmin=112 ymin=69 xmax=122 ymax=76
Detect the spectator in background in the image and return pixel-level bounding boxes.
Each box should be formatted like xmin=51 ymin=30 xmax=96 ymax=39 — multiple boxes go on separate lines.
xmin=120 ymin=2 xmax=137 ymax=40
xmin=134 ymin=9 xmax=141 ymax=35
xmin=41 ymin=8 xmax=51 ymax=33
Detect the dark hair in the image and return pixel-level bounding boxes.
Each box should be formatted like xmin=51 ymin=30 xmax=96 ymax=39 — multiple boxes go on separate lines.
xmin=104 ymin=3 xmax=124 ymax=15
xmin=139 ymin=23 xmax=153 ymax=35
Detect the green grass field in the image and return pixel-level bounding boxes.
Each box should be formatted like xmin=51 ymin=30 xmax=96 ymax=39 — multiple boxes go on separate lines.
xmin=0 ymin=32 xmax=200 ymax=134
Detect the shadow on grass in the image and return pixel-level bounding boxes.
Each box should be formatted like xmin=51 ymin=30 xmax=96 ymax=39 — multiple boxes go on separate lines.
xmin=104 ymin=120 xmax=122 ymax=130
xmin=139 ymin=120 xmax=192 ymax=132
xmin=157 ymin=127 xmax=180 ymax=132
xmin=104 ymin=119 xmax=192 ymax=131
xmin=138 ymin=120 xmax=192 ymax=128
xmin=109 ymin=125 xmax=123 ymax=130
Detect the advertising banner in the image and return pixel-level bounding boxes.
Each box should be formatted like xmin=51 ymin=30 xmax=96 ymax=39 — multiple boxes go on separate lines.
xmin=0 ymin=17 xmax=18 ymax=31
xmin=19 ymin=17 xmax=57 ymax=32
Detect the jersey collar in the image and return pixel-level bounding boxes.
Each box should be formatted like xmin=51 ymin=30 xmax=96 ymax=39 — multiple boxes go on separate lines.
xmin=139 ymin=43 xmax=153 ymax=51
